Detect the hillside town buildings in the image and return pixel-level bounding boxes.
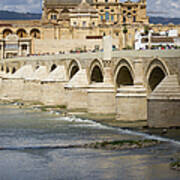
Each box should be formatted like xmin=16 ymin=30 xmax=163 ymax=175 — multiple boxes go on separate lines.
xmin=0 ymin=0 xmax=179 ymax=58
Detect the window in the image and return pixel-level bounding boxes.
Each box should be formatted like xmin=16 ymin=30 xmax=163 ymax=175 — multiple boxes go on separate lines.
xmin=105 ymin=0 xmax=108 ymax=2
xmin=105 ymin=12 xmax=109 ymax=21
xmin=101 ymin=15 xmax=104 ymax=20
xmin=83 ymin=21 xmax=86 ymax=27
xmin=123 ymin=16 xmax=126 ymax=23
xmin=127 ymin=12 xmax=131 ymax=17
xmin=133 ymin=16 xmax=136 ymax=22
xmin=73 ymin=21 xmax=77 ymax=26
xmin=128 ymin=6 xmax=131 ymax=10
xmin=111 ymin=15 xmax=114 ymax=21
xmin=50 ymin=13 xmax=57 ymax=20
xmin=22 ymin=44 xmax=27 ymax=50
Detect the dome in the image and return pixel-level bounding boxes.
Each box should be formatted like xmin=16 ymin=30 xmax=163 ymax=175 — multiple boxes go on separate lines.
xmin=71 ymin=0 xmax=97 ymax=13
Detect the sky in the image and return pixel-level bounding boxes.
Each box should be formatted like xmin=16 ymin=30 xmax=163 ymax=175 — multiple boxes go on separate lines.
xmin=0 ymin=0 xmax=180 ymax=18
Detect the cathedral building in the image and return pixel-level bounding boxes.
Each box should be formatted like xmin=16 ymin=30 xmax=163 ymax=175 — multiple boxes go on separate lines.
xmin=0 ymin=0 xmax=179 ymax=58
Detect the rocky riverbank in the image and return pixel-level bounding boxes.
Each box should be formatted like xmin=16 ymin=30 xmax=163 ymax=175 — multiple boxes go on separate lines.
xmin=170 ymin=160 xmax=180 ymax=171
xmin=81 ymin=140 xmax=161 ymax=151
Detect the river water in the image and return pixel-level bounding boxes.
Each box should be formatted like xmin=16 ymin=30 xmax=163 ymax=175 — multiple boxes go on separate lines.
xmin=0 ymin=105 xmax=179 ymax=180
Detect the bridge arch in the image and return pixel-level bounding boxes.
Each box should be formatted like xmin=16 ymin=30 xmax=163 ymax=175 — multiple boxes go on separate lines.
xmin=146 ymin=59 xmax=170 ymax=91
xmin=12 ymin=67 xmax=16 ymax=74
xmin=50 ymin=64 xmax=57 ymax=72
xmin=1 ymin=66 xmax=4 ymax=72
xmin=114 ymin=59 xmax=134 ymax=87
xmin=68 ymin=59 xmax=80 ymax=80
xmin=89 ymin=59 xmax=104 ymax=83
xmin=6 ymin=67 xmax=10 ymax=73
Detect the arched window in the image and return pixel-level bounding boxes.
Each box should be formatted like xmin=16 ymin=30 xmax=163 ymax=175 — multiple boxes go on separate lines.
xmin=133 ymin=16 xmax=136 ymax=22
xmin=3 ymin=29 xmax=13 ymax=38
xmin=123 ymin=16 xmax=126 ymax=23
xmin=148 ymin=67 xmax=165 ymax=91
xmin=48 ymin=11 xmax=58 ymax=20
xmin=105 ymin=12 xmax=109 ymax=21
xmin=16 ymin=29 xmax=27 ymax=38
xmin=91 ymin=66 xmax=103 ymax=83
xmin=116 ymin=66 xmax=133 ymax=87
xmin=111 ymin=15 xmax=114 ymax=21
xmin=30 ymin=29 xmax=41 ymax=39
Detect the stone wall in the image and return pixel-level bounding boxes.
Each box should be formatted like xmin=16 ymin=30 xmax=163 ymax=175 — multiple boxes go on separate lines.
xmin=32 ymin=39 xmax=119 ymax=54
xmin=148 ymin=99 xmax=180 ymax=128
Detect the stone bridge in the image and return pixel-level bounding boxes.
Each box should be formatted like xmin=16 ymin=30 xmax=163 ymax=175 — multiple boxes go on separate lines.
xmin=0 ymin=49 xmax=180 ymax=128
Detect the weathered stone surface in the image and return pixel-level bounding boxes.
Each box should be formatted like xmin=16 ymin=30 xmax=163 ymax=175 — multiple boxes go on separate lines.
xmin=87 ymin=83 xmax=116 ymax=114
xmin=65 ymin=69 xmax=89 ymax=111
xmin=148 ymin=75 xmax=180 ymax=128
xmin=116 ymin=86 xmax=147 ymax=121
xmin=40 ymin=66 xmax=68 ymax=105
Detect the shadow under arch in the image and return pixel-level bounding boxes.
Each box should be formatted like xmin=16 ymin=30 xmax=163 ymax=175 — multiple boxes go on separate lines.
xmin=116 ymin=66 xmax=134 ymax=87
xmin=6 ymin=67 xmax=9 ymax=73
xmin=114 ymin=59 xmax=134 ymax=87
xmin=50 ymin=64 xmax=57 ymax=72
xmin=148 ymin=67 xmax=166 ymax=91
xmin=89 ymin=59 xmax=104 ymax=83
xmin=1 ymin=66 xmax=4 ymax=72
xmin=12 ymin=67 xmax=16 ymax=74
xmin=68 ymin=59 xmax=80 ymax=80
xmin=146 ymin=59 xmax=169 ymax=91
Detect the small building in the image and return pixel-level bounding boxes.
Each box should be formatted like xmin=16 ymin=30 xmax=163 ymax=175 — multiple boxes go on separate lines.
xmin=0 ymin=34 xmax=31 ymax=59
xmin=135 ymin=29 xmax=179 ymax=50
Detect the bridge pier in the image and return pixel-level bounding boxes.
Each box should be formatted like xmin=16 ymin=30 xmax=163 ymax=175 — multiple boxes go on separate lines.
xmin=40 ymin=66 xmax=67 ymax=106
xmin=116 ymin=85 xmax=147 ymax=121
xmin=65 ymin=69 xmax=89 ymax=112
xmin=0 ymin=77 xmax=24 ymax=101
xmin=148 ymin=75 xmax=180 ymax=128
xmin=22 ymin=66 xmax=48 ymax=103
xmin=87 ymin=84 xmax=116 ymax=115
xmin=23 ymin=79 xmax=42 ymax=103
xmin=0 ymin=65 xmax=34 ymax=101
